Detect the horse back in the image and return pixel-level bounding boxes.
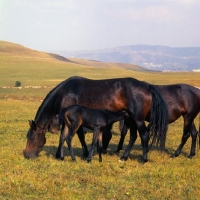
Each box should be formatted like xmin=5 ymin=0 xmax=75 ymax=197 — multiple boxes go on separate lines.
xmin=60 ymin=77 xmax=152 ymax=113
xmin=156 ymin=84 xmax=200 ymax=122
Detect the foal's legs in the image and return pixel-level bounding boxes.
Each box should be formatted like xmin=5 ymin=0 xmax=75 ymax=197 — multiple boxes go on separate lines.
xmin=77 ymin=126 xmax=89 ymax=158
xmin=65 ymin=127 xmax=77 ymax=161
xmin=87 ymin=129 xmax=100 ymax=163
xmin=97 ymin=132 xmax=103 ymax=162
xmin=171 ymin=117 xmax=193 ymax=158
xmin=56 ymin=125 xmax=69 ymax=160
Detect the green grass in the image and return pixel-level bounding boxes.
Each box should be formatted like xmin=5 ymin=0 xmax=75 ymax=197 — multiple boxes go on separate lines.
xmin=0 ymin=99 xmax=200 ymax=199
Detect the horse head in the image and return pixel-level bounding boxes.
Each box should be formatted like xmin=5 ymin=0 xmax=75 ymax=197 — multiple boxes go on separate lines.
xmin=24 ymin=120 xmax=46 ymax=158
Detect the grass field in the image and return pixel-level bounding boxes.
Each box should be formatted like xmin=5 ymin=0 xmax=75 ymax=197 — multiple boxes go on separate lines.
xmin=0 ymin=99 xmax=200 ymax=199
xmin=0 ymin=41 xmax=200 ymax=199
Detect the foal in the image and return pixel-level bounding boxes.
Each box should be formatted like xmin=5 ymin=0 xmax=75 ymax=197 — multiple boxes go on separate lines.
xmin=56 ymin=105 xmax=128 ymax=162
xmin=57 ymin=105 xmax=128 ymax=162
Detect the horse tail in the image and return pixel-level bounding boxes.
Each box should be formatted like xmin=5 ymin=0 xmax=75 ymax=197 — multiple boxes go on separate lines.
xmin=148 ymin=84 xmax=169 ymax=150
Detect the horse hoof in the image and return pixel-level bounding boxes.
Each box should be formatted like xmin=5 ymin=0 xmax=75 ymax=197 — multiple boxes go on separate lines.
xmin=142 ymin=159 xmax=148 ymax=164
xmin=170 ymin=153 xmax=179 ymax=158
xmin=120 ymin=156 xmax=128 ymax=161
xmin=187 ymin=154 xmax=195 ymax=159
xmin=87 ymin=160 xmax=91 ymax=163
xmin=55 ymin=154 xmax=63 ymax=160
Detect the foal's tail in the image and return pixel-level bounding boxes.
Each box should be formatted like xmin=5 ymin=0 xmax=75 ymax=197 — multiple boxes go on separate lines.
xmin=58 ymin=108 xmax=67 ymax=125
xmin=148 ymin=84 xmax=169 ymax=150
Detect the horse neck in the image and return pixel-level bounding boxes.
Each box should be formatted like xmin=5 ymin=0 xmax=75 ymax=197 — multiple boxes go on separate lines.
xmin=34 ymin=80 xmax=67 ymax=129
xmin=34 ymin=98 xmax=56 ymax=129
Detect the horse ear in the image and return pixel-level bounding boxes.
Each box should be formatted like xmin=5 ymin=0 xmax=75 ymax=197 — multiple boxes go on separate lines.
xmin=28 ymin=120 xmax=36 ymax=130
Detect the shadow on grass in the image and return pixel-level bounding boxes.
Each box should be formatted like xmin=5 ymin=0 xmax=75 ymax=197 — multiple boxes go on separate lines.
xmin=41 ymin=142 xmax=144 ymax=163
xmin=41 ymin=142 xmax=192 ymax=163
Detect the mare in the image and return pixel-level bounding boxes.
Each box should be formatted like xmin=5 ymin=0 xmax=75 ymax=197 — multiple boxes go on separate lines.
xmin=57 ymin=105 xmax=128 ymax=162
xmin=115 ymin=84 xmax=200 ymax=159
xmin=25 ymin=76 xmax=168 ymax=163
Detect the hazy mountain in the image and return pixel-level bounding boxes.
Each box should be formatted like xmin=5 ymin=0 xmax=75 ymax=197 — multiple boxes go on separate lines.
xmin=51 ymin=45 xmax=200 ymax=71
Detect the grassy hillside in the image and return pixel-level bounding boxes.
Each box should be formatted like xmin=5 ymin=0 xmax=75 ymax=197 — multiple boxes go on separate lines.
xmin=0 ymin=40 xmax=200 ymax=100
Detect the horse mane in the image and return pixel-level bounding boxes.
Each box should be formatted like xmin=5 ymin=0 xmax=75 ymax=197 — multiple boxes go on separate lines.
xmin=35 ymin=76 xmax=88 ymax=125
xmin=35 ymin=83 xmax=62 ymax=123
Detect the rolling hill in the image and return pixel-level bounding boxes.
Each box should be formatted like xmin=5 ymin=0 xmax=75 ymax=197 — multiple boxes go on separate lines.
xmin=0 ymin=40 xmax=70 ymax=62
xmin=0 ymin=40 xmax=151 ymax=72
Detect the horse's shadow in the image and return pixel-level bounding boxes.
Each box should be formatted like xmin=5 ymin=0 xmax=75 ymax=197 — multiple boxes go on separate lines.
xmin=41 ymin=141 xmax=190 ymax=163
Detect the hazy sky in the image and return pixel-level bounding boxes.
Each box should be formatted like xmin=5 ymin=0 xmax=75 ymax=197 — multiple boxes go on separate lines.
xmin=1 ymin=0 xmax=200 ymax=51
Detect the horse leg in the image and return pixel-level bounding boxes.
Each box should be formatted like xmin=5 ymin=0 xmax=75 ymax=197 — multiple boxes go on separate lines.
xmin=188 ymin=123 xmax=198 ymax=158
xmin=87 ymin=129 xmax=99 ymax=163
xmin=120 ymin=120 xmax=137 ymax=161
xmin=136 ymin=121 xmax=149 ymax=163
xmin=102 ymin=124 xmax=112 ymax=154
xmin=76 ymin=126 xmax=89 ymax=159
xmin=66 ymin=128 xmax=77 ymax=162
xmin=115 ymin=119 xmax=129 ymax=153
xmin=171 ymin=119 xmax=192 ymax=158
xmin=55 ymin=125 xmax=68 ymax=160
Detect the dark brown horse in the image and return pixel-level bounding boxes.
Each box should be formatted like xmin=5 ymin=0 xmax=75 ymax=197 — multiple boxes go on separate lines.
xmin=58 ymin=105 xmax=128 ymax=162
xmin=25 ymin=76 xmax=168 ymax=163
xmin=115 ymin=84 xmax=200 ymax=159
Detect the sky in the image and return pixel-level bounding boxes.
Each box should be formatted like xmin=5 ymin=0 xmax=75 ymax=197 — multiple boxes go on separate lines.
xmin=1 ymin=0 xmax=200 ymax=51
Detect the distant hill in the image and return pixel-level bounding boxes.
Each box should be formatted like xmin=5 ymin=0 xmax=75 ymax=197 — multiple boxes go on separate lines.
xmin=51 ymin=45 xmax=200 ymax=71
xmin=69 ymin=58 xmax=152 ymax=72
xmin=0 ymin=41 xmax=150 ymax=72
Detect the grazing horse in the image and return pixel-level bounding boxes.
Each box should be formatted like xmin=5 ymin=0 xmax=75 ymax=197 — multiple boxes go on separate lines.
xmin=57 ymin=105 xmax=128 ymax=162
xmin=115 ymin=84 xmax=200 ymax=159
xmin=25 ymin=76 xmax=168 ymax=163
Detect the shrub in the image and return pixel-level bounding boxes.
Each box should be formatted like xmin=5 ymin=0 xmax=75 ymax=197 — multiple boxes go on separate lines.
xmin=15 ymin=81 xmax=21 ymax=87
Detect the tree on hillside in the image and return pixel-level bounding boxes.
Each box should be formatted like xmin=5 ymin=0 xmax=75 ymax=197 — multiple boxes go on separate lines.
xmin=15 ymin=81 xmax=21 ymax=88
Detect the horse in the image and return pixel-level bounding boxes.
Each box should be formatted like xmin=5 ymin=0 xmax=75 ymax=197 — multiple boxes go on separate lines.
xmin=25 ymin=76 xmax=168 ymax=163
xmin=57 ymin=105 xmax=128 ymax=162
xmin=115 ymin=84 xmax=200 ymax=159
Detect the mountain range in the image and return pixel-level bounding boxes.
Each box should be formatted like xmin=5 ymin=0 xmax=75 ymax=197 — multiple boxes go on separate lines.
xmin=51 ymin=45 xmax=200 ymax=72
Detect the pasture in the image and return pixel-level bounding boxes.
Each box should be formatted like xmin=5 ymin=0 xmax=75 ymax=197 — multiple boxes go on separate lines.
xmin=1 ymin=99 xmax=200 ymax=199
xmin=0 ymin=41 xmax=200 ymax=199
